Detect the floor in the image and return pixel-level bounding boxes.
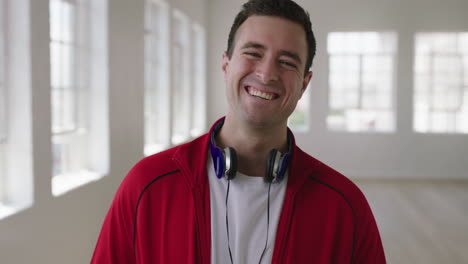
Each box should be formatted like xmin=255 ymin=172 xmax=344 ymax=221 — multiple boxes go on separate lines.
xmin=355 ymin=180 xmax=468 ymax=264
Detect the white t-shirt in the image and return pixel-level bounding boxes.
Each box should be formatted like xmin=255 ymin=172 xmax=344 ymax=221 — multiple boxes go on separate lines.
xmin=207 ymin=157 xmax=288 ymax=264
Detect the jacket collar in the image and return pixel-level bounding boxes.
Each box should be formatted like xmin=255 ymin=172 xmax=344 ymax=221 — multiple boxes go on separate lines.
xmin=171 ymin=117 xmax=315 ymax=194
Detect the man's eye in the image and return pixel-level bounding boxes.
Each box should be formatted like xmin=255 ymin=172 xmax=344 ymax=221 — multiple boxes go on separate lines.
xmin=245 ymin=52 xmax=261 ymax=58
xmin=279 ymin=60 xmax=297 ymax=69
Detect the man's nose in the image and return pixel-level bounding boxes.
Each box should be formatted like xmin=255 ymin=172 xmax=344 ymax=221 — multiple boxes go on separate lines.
xmin=255 ymin=58 xmax=279 ymax=84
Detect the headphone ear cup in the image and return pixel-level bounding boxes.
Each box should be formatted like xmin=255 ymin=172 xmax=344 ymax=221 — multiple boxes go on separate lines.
xmin=265 ymin=149 xmax=278 ymax=183
xmin=225 ymin=147 xmax=237 ymax=180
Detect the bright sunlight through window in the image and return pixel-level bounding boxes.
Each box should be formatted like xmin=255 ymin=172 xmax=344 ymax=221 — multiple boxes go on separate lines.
xmin=414 ymin=32 xmax=468 ymax=134
xmin=327 ymin=32 xmax=397 ymax=133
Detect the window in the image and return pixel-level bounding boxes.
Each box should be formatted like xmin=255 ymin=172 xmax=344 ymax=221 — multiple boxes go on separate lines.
xmin=190 ymin=23 xmax=206 ymax=138
xmin=414 ymin=32 xmax=468 ymax=134
xmin=0 ymin=0 xmax=6 ymax=204
xmin=171 ymin=9 xmax=191 ymax=145
xmin=288 ymin=83 xmax=311 ymax=131
xmin=50 ymin=0 xmax=108 ymax=196
xmin=0 ymin=0 xmax=33 ymax=219
xmin=143 ymin=4 xmax=208 ymax=154
xmin=327 ymin=32 xmax=397 ymax=132
xmin=144 ymin=0 xmax=170 ymax=156
xmin=143 ymin=3 xmax=207 ymax=155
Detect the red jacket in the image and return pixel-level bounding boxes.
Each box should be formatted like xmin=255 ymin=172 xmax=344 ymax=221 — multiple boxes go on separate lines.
xmin=92 ymin=125 xmax=386 ymax=263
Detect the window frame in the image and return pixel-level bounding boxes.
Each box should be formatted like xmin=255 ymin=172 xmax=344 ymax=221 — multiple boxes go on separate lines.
xmin=50 ymin=0 xmax=91 ymax=179
xmin=414 ymin=32 xmax=468 ymax=134
xmin=0 ymin=0 xmax=33 ymax=219
xmin=49 ymin=0 xmax=108 ymax=196
xmin=327 ymin=32 xmax=397 ymax=133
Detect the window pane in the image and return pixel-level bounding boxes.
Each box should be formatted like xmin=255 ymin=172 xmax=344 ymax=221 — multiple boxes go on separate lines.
xmin=51 ymin=89 xmax=77 ymax=133
xmin=191 ymin=23 xmax=206 ymax=137
xmin=50 ymin=0 xmax=74 ymax=43
xmin=459 ymin=33 xmax=468 ymax=54
xmin=289 ymin=83 xmax=311 ymax=131
xmin=328 ymin=32 xmax=396 ymax=54
xmin=50 ymin=42 xmax=75 ymax=89
xmin=50 ymin=0 xmax=77 ymax=134
xmin=362 ymin=56 xmax=393 ymax=109
xmin=50 ymin=0 xmax=62 ymax=41
xmin=329 ymin=55 xmax=360 ymax=109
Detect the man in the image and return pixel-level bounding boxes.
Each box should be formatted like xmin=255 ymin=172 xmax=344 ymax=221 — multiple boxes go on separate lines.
xmin=92 ymin=0 xmax=386 ymax=263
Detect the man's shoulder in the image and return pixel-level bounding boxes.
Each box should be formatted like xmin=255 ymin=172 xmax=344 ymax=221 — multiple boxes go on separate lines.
xmin=295 ymin=147 xmax=369 ymax=209
xmin=115 ymin=146 xmax=180 ymax=197
xmin=132 ymin=147 xmax=179 ymax=176
xmin=122 ymin=134 xmax=210 ymax=190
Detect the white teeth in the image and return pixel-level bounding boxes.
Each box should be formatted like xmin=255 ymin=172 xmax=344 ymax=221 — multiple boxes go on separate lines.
xmin=247 ymin=87 xmax=274 ymax=100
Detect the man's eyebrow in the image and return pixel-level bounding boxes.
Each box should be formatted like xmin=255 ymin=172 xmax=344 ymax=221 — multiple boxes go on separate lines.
xmin=240 ymin=41 xmax=266 ymax=50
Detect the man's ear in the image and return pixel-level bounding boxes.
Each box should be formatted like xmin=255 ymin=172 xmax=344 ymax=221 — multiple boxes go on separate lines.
xmin=222 ymin=51 xmax=230 ymax=79
xmin=300 ymin=71 xmax=313 ymax=97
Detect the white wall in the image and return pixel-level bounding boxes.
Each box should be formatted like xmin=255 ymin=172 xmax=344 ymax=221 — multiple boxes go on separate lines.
xmin=1 ymin=0 xmax=467 ymax=263
xmin=207 ymin=0 xmax=468 ymax=180
xmin=0 ymin=0 xmax=206 ymax=263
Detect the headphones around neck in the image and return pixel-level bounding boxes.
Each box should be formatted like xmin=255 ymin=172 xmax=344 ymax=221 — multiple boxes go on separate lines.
xmin=209 ymin=119 xmax=293 ymax=183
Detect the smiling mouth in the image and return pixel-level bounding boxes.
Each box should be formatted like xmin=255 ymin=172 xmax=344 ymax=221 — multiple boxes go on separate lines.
xmin=245 ymin=86 xmax=278 ymax=101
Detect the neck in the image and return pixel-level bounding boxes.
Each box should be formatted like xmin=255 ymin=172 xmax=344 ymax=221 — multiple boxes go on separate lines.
xmin=216 ymin=115 xmax=288 ymax=177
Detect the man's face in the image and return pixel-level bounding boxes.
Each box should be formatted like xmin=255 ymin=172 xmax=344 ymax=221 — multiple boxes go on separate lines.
xmin=222 ymin=15 xmax=312 ymax=128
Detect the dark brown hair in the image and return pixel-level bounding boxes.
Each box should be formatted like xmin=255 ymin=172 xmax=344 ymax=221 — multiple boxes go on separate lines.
xmin=226 ymin=0 xmax=316 ymax=75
